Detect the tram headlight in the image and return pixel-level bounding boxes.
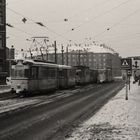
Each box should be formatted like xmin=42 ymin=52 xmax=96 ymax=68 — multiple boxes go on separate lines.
xmin=17 ymin=84 xmax=21 ymax=89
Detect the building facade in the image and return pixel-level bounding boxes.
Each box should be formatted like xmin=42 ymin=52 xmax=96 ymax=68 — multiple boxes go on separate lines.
xmin=6 ymin=46 xmax=15 ymax=77
xmin=26 ymin=44 xmax=121 ymax=77
xmin=35 ymin=50 xmax=121 ymax=77
xmin=0 ymin=0 xmax=6 ymax=84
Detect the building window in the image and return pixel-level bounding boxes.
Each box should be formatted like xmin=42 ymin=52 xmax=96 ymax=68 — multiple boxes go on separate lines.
xmin=0 ymin=34 xmax=3 ymax=49
xmin=0 ymin=12 xmax=2 ymax=24
xmin=90 ymin=54 xmax=93 ymax=57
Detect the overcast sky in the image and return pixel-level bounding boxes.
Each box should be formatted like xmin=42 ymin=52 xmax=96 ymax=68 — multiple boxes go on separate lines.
xmin=6 ymin=0 xmax=140 ymax=57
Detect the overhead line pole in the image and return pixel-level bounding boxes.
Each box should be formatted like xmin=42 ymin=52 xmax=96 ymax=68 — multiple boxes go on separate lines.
xmin=61 ymin=45 xmax=64 ymax=65
xmin=54 ymin=41 xmax=57 ymax=64
xmin=66 ymin=46 xmax=68 ymax=65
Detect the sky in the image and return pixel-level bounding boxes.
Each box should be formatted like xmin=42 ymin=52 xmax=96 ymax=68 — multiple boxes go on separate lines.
xmin=6 ymin=0 xmax=140 ymax=57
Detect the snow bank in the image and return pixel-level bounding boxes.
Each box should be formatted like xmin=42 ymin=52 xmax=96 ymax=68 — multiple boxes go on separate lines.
xmin=66 ymin=81 xmax=140 ymax=140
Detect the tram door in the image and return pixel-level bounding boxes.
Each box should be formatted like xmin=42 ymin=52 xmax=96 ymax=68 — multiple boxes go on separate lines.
xmin=58 ymin=69 xmax=68 ymax=89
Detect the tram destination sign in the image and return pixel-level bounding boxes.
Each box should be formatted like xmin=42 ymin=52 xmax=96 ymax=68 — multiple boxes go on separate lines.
xmin=121 ymin=58 xmax=132 ymax=70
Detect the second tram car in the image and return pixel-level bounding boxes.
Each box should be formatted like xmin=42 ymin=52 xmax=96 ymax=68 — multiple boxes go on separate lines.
xmin=75 ymin=66 xmax=91 ymax=85
xmin=89 ymin=69 xmax=98 ymax=83
xmin=97 ymin=69 xmax=113 ymax=83
xmin=58 ymin=65 xmax=76 ymax=89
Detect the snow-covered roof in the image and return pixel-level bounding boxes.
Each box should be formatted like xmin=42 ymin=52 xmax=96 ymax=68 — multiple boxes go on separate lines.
xmin=15 ymin=43 xmax=116 ymax=59
xmin=68 ymin=44 xmax=114 ymax=53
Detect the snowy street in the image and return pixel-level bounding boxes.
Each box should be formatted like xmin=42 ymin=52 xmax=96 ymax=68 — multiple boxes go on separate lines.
xmin=66 ymin=80 xmax=140 ymax=140
xmin=0 ymin=81 xmax=123 ymax=140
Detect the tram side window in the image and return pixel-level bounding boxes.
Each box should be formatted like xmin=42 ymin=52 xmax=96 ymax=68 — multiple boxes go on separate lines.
xmin=59 ymin=69 xmax=67 ymax=78
xmin=11 ymin=69 xmax=27 ymax=78
xmin=59 ymin=70 xmax=64 ymax=78
xmin=39 ymin=67 xmax=56 ymax=78
xmin=76 ymin=70 xmax=82 ymax=77
xmin=69 ymin=69 xmax=76 ymax=78
xmin=25 ymin=69 xmax=30 ymax=77
xmin=48 ymin=68 xmax=56 ymax=78
xmin=85 ymin=70 xmax=90 ymax=75
xmin=31 ymin=67 xmax=38 ymax=79
xmin=39 ymin=67 xmax=47 ymax=78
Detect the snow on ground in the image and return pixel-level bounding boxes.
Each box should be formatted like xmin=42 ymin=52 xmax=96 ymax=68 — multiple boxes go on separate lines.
xmin=66 ymin=81 xmax=140 ymax=140
xmin=0 ymin=85 xmax=11 ymax=94
xmin=0 ymin=98 xmax=39 ymax=114
xmin=0 ymin=84 xmax=98 ymax=115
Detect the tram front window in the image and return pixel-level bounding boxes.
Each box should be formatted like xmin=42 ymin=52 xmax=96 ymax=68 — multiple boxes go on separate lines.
xmin=11 ymin=69 xmax=30 ymax=78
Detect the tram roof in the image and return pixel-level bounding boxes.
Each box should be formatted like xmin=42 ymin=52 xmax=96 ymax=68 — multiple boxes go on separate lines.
xmin=15 ymin=59 xmax=72 ymax=69
xmin=14 ymin=59 xmax=58 ymax=67
xmin=58 ymin=65 xmax=72 ymax=69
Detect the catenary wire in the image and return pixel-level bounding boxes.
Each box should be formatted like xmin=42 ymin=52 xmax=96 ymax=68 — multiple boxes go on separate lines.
xmin=7 ymin=7 xmax=70 ymax=42
xmin=64 ymin=0 xmax=133 ymax=34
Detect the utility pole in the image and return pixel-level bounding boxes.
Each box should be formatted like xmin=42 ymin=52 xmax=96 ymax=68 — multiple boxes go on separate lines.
xmin=40 ymin=47 xmax=44 ymax=60
xmin=66 ymin=46 xmax=68 ymax=65
xmin=61 ymin=45 xmax=64 ymax=65
xmin=86 ymin=51 xmax=89 ymax=67
xmin=54 ymin=41 xmax=57 ymax=64
xmin=78 ymin=50 xmax=81 ymax=66
xmin=44 ymin=38 xmax=49 ymax=61
xmin=29 ymin=49 xmax=33 ymax=59
xmin=46 ymin=49 xmax=48 ymax=61
xmin=9 ymin=45 xmax=15 ymax=77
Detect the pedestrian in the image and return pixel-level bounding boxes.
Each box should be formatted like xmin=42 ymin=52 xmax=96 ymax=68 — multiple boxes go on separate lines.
xmin=133 ymin=71 xmax=136 ymax=83
xmin=138 ymin=75 xmax=140 ymax=86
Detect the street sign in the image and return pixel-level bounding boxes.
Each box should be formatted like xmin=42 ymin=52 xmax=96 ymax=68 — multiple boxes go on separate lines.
xmin=132 ymin=57 xmax=140 ymax=70
xmin=121 ymin=58 xmax=132 ymax=70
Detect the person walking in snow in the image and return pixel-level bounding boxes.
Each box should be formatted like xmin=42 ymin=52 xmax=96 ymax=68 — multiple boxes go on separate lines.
xmin=138 ymin=75 xmax=140 ymax=86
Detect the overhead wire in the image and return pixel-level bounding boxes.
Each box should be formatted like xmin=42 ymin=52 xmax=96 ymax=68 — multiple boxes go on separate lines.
xmin=7 ymin=0 xmax=27 ymax=5
xmin=93 ymin=8 xmax=140 ymax=41
xmin=7 ymin=7 xmax=70 ymax=42
xmin=64 ymin=0 xmax=133 ymax=34
xmin=106 ymin=8 xmax=140 ymax=31
xmin=100 ymin=32 xmax=140 ymax=39
xmin=7 ymin=25 xmax=53 ymax=52
xmin=7 ymin=0 xmax=139 ymax=52
xmin=6 ymin=0 xmax=122 ymax=43
xmin=67 ymin=0 xmax=112 ymax=20
xmin=106 ymin=33 xmax=140 ymax=43
xmin=8 ymin=0 xmax=111 ymax=24
xmin=71 ymin=0 xmax=139 ymax=48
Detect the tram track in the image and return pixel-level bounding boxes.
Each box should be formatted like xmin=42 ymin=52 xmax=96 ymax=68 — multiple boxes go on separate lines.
xmin=0 ymin=84 xmax=101 ymax=116
xmin=0 ymin=81 xmax=124 ymax=140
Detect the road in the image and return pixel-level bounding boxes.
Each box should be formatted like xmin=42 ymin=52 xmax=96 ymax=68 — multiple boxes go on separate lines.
xmin=0 ymin=81 xmax=124 ymax=140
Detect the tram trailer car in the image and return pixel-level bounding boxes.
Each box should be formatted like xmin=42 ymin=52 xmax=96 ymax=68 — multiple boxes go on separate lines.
xmin=97 ymin=69 xmax=113 ymax=83
xmin=11 ymin=59 xmax=76 ymax=96
xmin=89 ymin=69 xmax=98 ymax=83
xmin=75 ymin=66 xmax=91 ymax=85
xmin=58 ymin=65 xmax=76 ymax=89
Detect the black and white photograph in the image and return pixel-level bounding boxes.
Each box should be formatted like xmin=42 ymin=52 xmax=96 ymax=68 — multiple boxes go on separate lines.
xmin=0 ymin=0 xmax=140 ymax=139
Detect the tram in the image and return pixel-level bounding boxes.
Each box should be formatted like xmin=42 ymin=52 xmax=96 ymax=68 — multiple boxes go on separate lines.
xmin=11 ymin=59 xmax=76 ymax=96
xmin=97 ymin=69 xmax=113 ymax=83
